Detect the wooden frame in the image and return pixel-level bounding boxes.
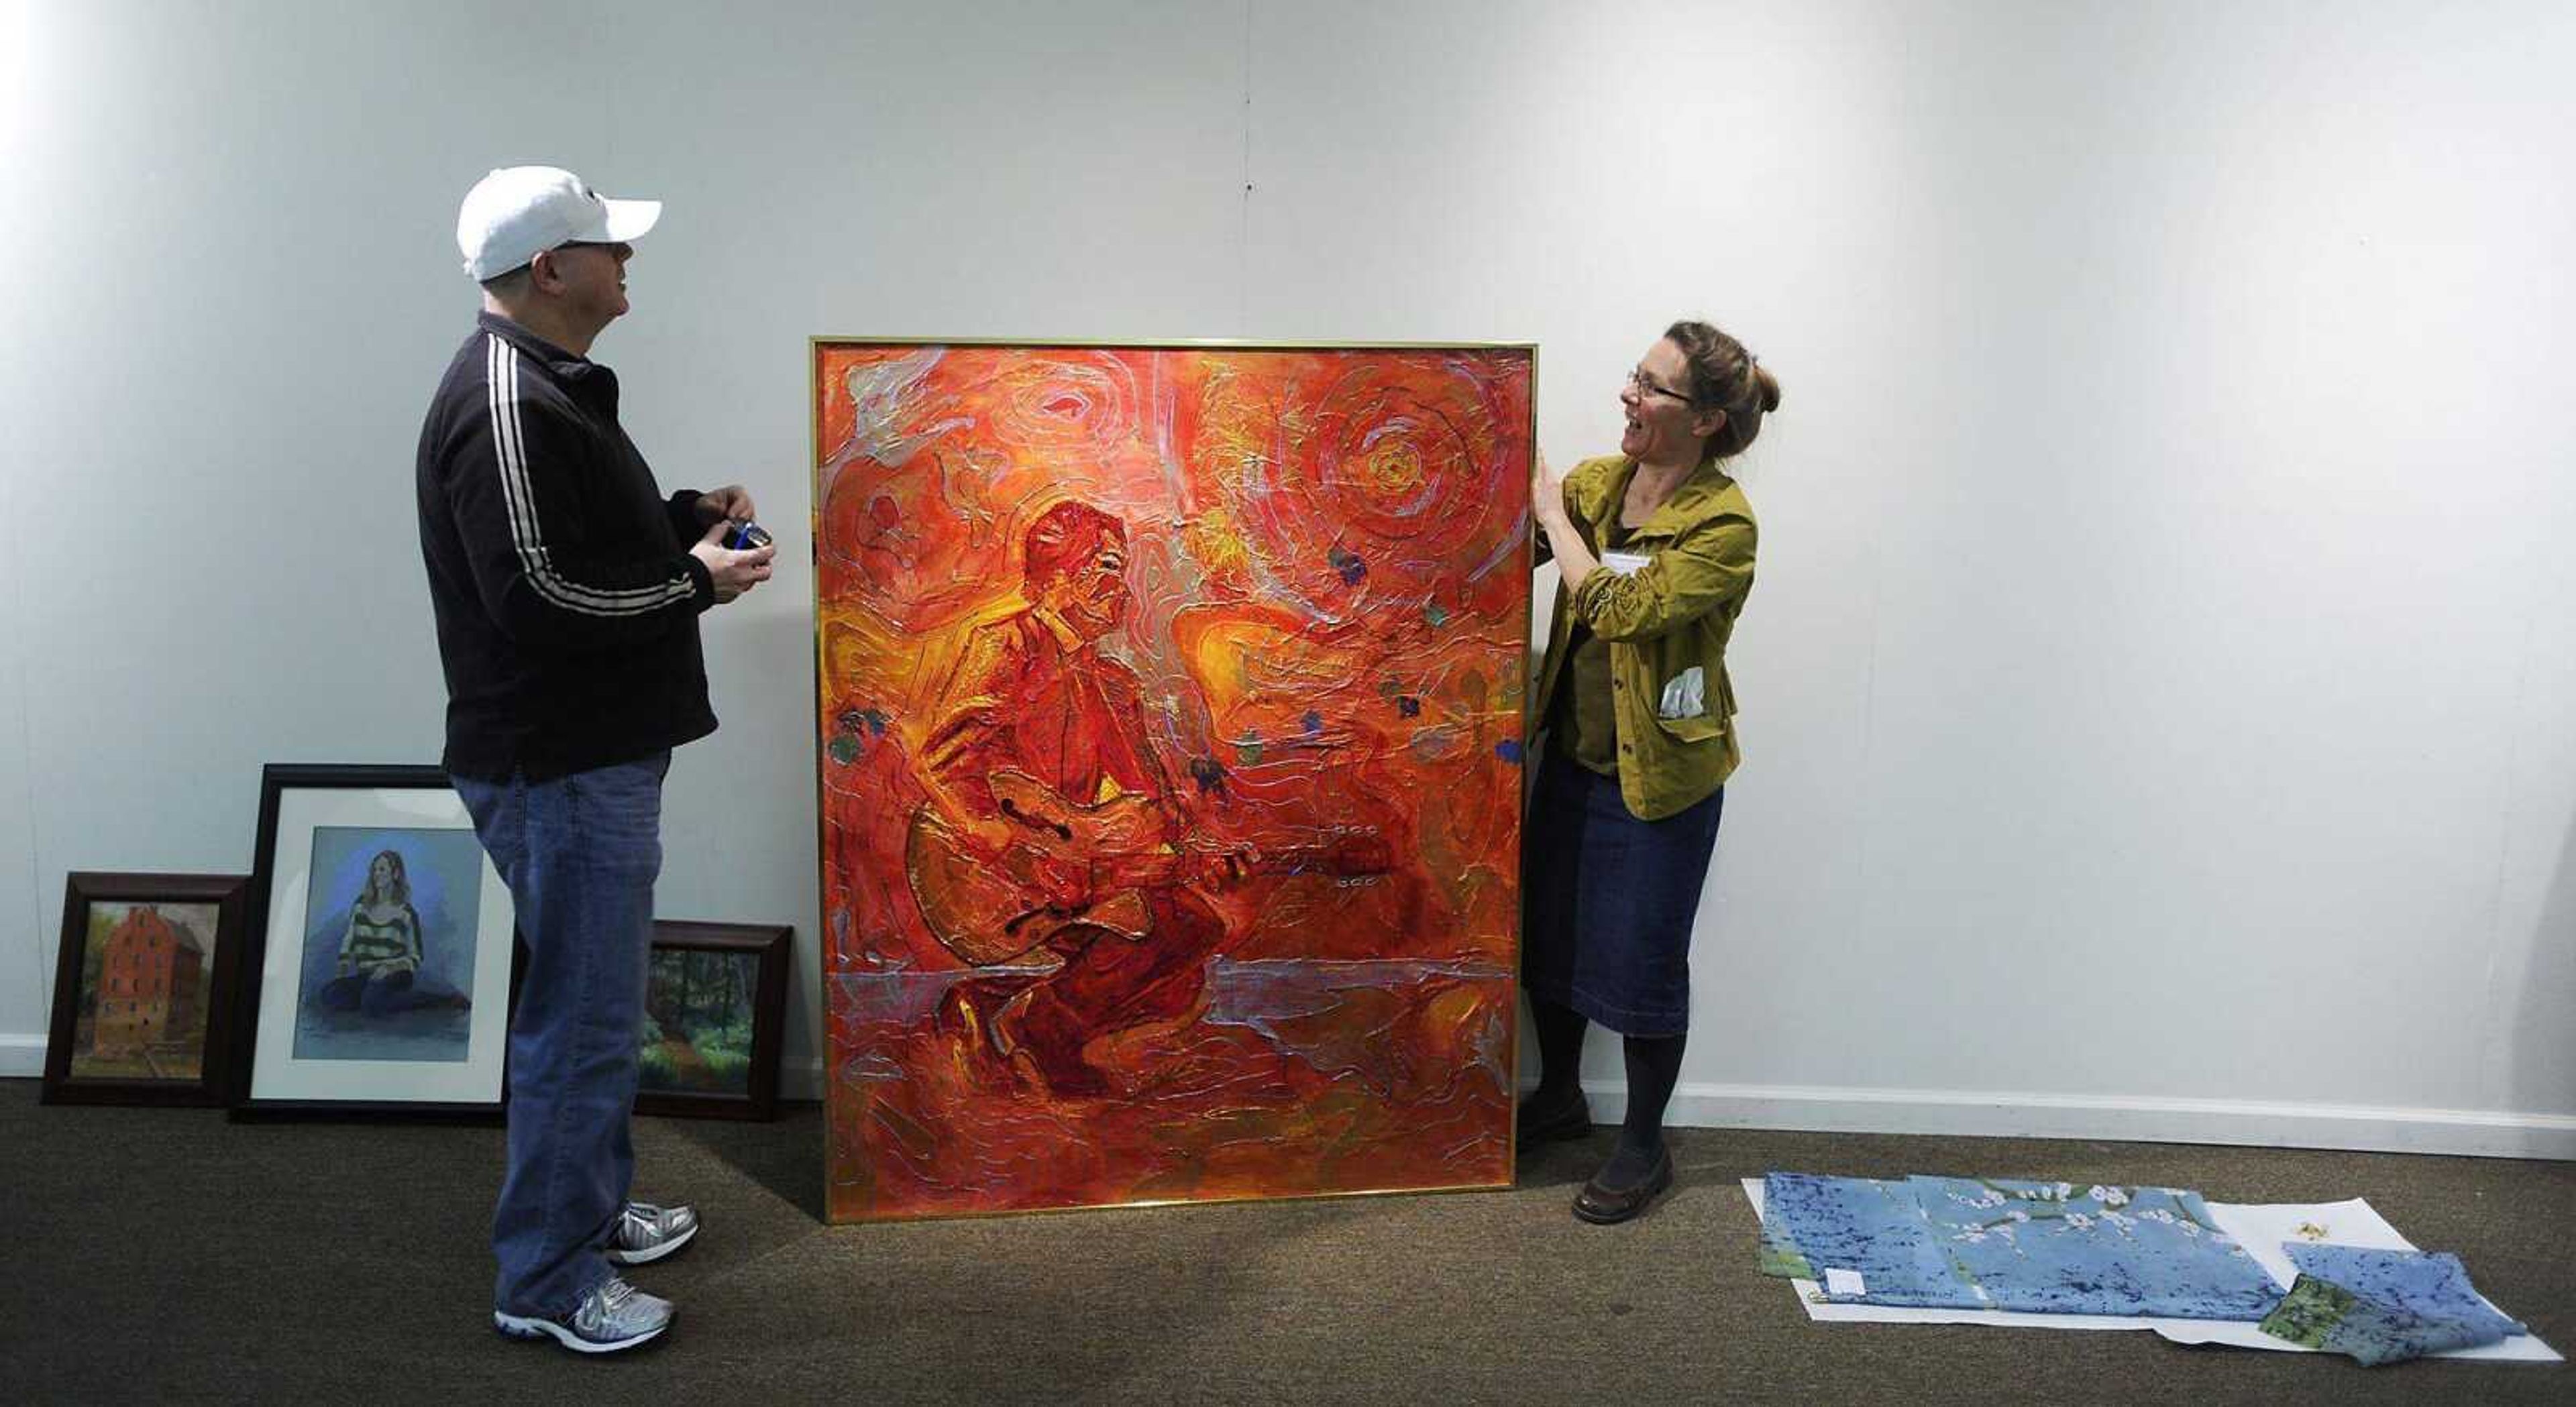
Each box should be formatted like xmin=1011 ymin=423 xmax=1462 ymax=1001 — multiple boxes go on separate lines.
xmin=633 ymin=919 xmax=793 ymax=1122
xmin=231 ymin=763 xmax=519 ymax=1120
xmin=42 ymin=873 xmax=250 ymax=1107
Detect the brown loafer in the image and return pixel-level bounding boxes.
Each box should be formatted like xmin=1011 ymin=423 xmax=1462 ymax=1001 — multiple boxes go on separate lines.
xmin=1516 ymin=1088 xmax=1593 ymax=1145
xmin=1572 ymin=1147 xmax=1674 ymax=1224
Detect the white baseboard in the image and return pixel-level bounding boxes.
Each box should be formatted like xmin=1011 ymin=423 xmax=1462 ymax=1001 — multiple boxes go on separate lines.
xmin=0 ymin=1033 xmax=45 ymax=1078
xmin=1618 ymin=1081 xmax=2576 ymax=1161
xmin=15 ymin=1040 xmax=2571 ymax=1159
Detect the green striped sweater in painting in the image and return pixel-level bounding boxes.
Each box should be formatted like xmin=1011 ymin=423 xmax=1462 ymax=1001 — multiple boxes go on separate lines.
xmin=341 ymin=905 xmax=424 ymax=974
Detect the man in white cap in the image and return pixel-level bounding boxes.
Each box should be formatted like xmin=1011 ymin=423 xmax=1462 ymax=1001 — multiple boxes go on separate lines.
xmin=416 ymin=164 xmax=775 ymax=1353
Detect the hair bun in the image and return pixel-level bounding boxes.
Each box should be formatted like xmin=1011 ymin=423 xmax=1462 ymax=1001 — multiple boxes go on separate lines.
xmin=1666 ymin=318 xmax=1777 ymax=458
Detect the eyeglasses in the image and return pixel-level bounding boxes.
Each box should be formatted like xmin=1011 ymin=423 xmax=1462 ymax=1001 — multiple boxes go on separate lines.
xmin=1625 ymin=368 xmax=1692 ymax=402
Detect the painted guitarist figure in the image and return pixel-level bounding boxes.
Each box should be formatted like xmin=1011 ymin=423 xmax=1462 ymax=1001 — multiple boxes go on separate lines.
xmin=912 ymin=500 xmax=1248 ymax=1096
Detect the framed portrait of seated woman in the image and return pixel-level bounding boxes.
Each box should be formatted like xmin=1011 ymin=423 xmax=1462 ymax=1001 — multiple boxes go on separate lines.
xmin=231 ymin=764 xmax=520 ymax=1119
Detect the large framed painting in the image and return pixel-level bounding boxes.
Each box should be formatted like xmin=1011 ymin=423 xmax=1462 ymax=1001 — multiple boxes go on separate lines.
xmin=813 ymin=338 xmax=1534 ymax=1221
xmin=42 ymin=873 xmax=250 ymax=1107
xmin=232 ymin=764 xmax=519 ymax=1118
xmin=635 ymin=919 xmax=792 ymax=1122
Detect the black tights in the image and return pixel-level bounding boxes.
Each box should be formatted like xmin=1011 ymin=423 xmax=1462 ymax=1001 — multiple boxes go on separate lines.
xmin=1529 ymin=994 xmax=1685 ymax=1166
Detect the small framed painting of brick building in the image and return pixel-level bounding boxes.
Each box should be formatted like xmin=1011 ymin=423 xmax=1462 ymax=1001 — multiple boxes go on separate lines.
xmin=42 ymin=873 xmax=251 ymax=1106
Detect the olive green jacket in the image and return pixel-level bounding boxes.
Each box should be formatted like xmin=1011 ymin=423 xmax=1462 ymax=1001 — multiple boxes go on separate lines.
xmin=1532 ymin=454 xmax=1757 ymax=820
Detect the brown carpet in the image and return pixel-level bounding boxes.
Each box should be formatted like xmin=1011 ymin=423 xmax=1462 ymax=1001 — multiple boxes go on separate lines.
xmin=2 ymin=1082 xmax=2565 ymax=1404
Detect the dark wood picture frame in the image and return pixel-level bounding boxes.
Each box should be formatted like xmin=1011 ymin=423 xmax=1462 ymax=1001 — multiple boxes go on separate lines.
xmin=231 ymin=763 xmax=520 ymax=1121
xmin=42 ymin=873 xmax=251 ymax=1107
xmin=634 ymin=919 xmax=792 ymax=1122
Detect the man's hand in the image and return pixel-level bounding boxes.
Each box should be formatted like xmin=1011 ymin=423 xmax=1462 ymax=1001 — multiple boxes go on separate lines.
xmin=1030 ymin=852 xmax=1095 ymax=911
xmin=690 ymin=519 xmax=776 ymax=604
xmin=961 ymin=815 xmax=1023 ymax=861
xmin=693 ymin=485 xmax=758 ymax=526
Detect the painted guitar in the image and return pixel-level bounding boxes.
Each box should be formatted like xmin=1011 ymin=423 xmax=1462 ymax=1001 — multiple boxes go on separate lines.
xmin=906 ymin=770 xmax=1392 ymax=966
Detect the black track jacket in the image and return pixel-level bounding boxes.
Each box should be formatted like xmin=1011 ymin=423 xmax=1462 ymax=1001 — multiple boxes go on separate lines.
xmin=417 ymin=313 xmax=717 ymax=781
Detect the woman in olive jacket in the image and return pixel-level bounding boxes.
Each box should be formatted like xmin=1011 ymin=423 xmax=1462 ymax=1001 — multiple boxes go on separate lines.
xmin=1523 ymin=319 xmax=1780 ymax=1223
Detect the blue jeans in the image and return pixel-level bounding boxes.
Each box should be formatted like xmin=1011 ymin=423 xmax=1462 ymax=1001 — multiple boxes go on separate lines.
xmin=454 ymin=752 xmax=669 ymax=1317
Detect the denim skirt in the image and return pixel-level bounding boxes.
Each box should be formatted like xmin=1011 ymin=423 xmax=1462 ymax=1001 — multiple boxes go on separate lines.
xmin=1520 ymin=748 xmax=1725 ymax=1037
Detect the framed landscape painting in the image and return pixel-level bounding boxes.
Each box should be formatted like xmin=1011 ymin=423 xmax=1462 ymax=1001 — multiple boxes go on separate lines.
xmin=42 ymin=873 xmax=250 ymax=1107
xmin=232 ymin=764 xmax=517 ymax=1118
xmin=813 ymin=338 xmax=1532 ymax=1221
xmin=635 ymin=919 xmax=791 ymax=1121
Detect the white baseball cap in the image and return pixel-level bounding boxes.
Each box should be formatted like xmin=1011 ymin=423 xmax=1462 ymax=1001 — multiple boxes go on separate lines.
xmin=455 ymin=165 xmax=661 ymax=281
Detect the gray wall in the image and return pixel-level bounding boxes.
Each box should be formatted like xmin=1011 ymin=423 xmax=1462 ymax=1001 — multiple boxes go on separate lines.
xmin=4 ymin=0 xmax=2571 ymax=1155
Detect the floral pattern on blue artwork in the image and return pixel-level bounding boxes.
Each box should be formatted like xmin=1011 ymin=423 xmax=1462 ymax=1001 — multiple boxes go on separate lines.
xmin=1915 ymin=1178 xmax=2283 ymax=1318
xmin=1760 ymin=1173 xmax=2286 ymax=1320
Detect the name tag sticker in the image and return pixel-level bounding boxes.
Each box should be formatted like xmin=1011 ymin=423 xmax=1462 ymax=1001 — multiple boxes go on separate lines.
xmin=1601 ymin=551 xmax=1651 ymax=577
xmin=1824 ymin=1268 xmax=1867 ymax=1297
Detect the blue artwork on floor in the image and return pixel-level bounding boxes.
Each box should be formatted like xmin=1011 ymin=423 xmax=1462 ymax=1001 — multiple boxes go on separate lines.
xmin=2258 ymin=1270 xmax=2515 ymax=1366
xmin=1761 ymin=1173 xmax=2284 ymax=1320
xmin=1759 ymin=1174 xmax=1961 ymax=1306
xmin=2279 ymin=1244 xmax=2524 ymax=1342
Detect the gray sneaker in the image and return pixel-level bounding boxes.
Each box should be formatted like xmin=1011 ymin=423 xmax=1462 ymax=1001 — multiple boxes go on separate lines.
xmin=493 ymin=1276 xmax=672 ymax=1353
xmin=606 ymin=1200 xmax=700 ymax=1265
